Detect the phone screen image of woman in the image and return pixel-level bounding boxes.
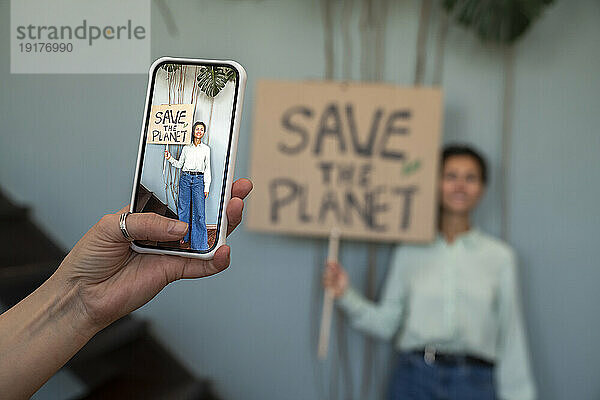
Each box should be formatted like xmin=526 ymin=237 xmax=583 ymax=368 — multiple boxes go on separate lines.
xmin=135 ymin=61 xmax=239 ymax=252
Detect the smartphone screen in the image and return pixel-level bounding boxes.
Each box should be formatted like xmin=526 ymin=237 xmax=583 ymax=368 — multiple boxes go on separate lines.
xmin=133 ymin=59 xmax=240 ymax=253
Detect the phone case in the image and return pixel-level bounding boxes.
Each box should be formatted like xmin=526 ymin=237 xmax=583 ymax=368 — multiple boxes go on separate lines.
xmin=129 ymin=56 xmax=247 ymax=259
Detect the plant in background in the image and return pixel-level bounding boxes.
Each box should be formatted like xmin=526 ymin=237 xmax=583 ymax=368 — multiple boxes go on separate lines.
xmin=196 ymin=66 xmax=236 ymax=144
xmin=197 ymin=66 xmax=235 ymax=97
xmin=160 ymin=63 xmax=181 ymax=73
xmin=442 ymin=0 xmax=554 ymax=239
xmin=442 ymin=0 xmax=554 ymax=44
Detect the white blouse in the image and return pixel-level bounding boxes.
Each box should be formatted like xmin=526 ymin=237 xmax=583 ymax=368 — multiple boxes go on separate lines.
xmin=338 ymin=229 xmax=537 ymax=400
xmin=167 ymin=142 xmax=212 ymax=189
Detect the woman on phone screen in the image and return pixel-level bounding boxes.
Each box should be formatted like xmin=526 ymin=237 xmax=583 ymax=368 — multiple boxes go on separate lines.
xmin=165 ymin=121 xmax=211 ymax=251
xmin=323 ymin=145 xmax=536 ymax=400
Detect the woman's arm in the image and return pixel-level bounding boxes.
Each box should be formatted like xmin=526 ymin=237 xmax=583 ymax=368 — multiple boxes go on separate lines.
xmin=494 ymin=252 xmax=537 ymax=400
xmin=0 ymin=178 xmax=252 ymax=400
xmin=166 ymin=146 xmax=185 ymax=169
xmin=333 ymin=246 xmax=407 ymax=341
xmin=0 ymin=269 xmax=96 ymax=399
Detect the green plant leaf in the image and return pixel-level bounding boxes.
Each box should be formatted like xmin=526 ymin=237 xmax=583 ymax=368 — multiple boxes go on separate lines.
xmin=196 ymin=66 xmax=233 ymax=97
xmin=226 ymin=68 xmax=236 ymax=82
xmin=161 ymin=63 xmax=181 ymax=72
xmin=443 ymin=0 xmax=554 ymax=44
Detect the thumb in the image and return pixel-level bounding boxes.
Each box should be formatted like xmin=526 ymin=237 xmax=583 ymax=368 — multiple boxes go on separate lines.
xmin=99 ymin=212 xmax=188 ymax=243
xmin=126 ymin=213 xmax=188 ymax=242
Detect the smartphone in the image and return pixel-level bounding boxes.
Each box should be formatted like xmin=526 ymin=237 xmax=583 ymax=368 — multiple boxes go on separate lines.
xmin=129 ymin=57 xmax=247 ymax=259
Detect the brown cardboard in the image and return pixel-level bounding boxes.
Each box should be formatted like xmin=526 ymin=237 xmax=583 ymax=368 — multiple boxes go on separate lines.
xmin=247 ymin=80 xmax=443 ymax=243
xmin=146 ymin=103 xmax=195 ymax=145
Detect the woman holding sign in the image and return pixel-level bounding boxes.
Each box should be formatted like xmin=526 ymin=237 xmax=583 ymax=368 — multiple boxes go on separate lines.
xmin=323 ymin=145 xmax=536 ymax=400
xmin=165 ymin=121 xmax=211 ymax=251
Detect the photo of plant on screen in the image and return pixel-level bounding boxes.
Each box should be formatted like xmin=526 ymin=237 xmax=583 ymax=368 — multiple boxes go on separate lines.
xmin=137 ymin=63 xmax=237 ymax=251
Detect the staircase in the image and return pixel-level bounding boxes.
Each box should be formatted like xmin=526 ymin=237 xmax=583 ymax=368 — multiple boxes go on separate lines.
xmin=136 ymin=185 xmax=181 ymax=248
xmin=0 ymin=190 xmax=222 ymax=400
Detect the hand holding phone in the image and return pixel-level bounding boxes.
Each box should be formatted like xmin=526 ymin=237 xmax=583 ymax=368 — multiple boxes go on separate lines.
xmin=62 ymin=178 xmax=251 ymax=327
xmin=130 ymin=57 xmax=247 ymax=259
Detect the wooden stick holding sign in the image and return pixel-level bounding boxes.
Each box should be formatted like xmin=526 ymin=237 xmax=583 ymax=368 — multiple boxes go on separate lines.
xmin=318 ymin=228 xmax=340 ymax=360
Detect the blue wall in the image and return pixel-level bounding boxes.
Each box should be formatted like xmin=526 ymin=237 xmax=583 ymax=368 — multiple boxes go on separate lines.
xmin=1 ymin=0 xmax=599 ymax=399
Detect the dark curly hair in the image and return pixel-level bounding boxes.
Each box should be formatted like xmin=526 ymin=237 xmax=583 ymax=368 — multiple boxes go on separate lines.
xmin=441 ymin=144 xmax=488 ymax=185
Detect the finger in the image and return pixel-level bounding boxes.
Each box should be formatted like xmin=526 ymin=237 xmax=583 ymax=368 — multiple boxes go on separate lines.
xmin=177 ymin=245 xmax=231 ymax=279
xmin=99 ymin=212 xmax=188 ymax=243
xmin=226 ymin=197 xmax=244 ymax=236
xmin=212 ymin=245 xmax=231 ymax=270
xmin=231 ymin=178 xmax=253 ymax=200
xmin=98 ymin=205 xmax=132 ymax=237
xmin=128 ymin=213 xmax=188 ymax=242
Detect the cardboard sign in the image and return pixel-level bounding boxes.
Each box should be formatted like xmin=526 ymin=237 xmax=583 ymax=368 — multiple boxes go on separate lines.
xmin=247 ymin=80 xmax=443 ymax=243
xmin=146 ymin=103 xmax=195 ymax=145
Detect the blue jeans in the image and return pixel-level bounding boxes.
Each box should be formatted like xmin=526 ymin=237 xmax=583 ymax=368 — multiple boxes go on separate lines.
xmin=177 ymin=172 xmax=208 ymax=251
xmin=388 ymin=352 xmax=496 ymax=400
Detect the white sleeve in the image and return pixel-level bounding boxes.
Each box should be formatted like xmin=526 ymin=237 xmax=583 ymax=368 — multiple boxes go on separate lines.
xmin=168 ymin=146 xmax=186 ymax=169
xmin=495 ymin=252 xmax=537 ymax=400
xmin=337 ymin=246 xmax=407 ymax=341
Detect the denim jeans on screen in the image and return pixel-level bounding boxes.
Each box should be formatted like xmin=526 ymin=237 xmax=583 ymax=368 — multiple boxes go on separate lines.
xmin=177 ymin=172 xmax=208 ymax=251
xmin=388 ymin=352 xmax=496 ymax=400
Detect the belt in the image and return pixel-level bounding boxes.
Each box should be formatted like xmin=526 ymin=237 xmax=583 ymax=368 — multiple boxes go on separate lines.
xmin=184 ymin=171 xmax=204 ymax=175
xmin=412 ymin=347 xmax=494 ymax=368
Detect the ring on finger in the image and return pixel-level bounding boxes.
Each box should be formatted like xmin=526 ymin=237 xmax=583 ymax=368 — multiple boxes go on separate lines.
xmin=119 ymin=211 xmax=134 ymax=241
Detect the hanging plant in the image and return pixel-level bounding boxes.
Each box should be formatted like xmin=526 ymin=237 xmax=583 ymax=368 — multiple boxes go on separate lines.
xmin=160 ymin=63 xmax=181 ymax=73
xmin=196 ymin=66 xmax=235 ymax=98
xmin=442 ymin=0 xmax=554 ymax=239
xmin=196 ymin=66 xmax=236 ymax=145
xmin=442 ymin=0 xmax=554 ymax=44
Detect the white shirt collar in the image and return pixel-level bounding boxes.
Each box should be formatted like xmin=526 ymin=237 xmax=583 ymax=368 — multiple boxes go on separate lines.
xmin=436 ymin=227 xmax=480 ymax=248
